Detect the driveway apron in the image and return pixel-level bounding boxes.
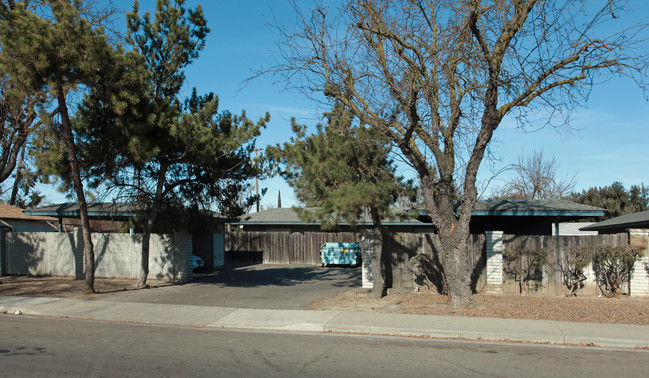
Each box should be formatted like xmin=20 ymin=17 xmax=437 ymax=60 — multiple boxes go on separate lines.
xmin=98 ymin=264 xmax=363 ymax=310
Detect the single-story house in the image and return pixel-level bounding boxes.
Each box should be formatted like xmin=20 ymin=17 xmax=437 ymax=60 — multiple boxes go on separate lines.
xmin=228 ymin=200 xmax=608 ymax=290
xmin=469 ymin=199 xmax=603 ymax=235
xmin=233 ymin=199 xmax=605 ymax=236
xmin=580 ymin=210 xmax=649 ymax=234
xmin=0 ymin=203 xmax=58 ymax=232
xmin=25 ymin=202 xmax=228 ymax=269
xmin=233 ymin=207 xmax=431 ymax=234
xmin=25 ymin=202 xmax=135 ymax=233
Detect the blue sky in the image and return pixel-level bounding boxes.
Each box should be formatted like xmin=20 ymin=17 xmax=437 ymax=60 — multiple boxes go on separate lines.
xmin=41 ymin=0 xmax=649 ymax=209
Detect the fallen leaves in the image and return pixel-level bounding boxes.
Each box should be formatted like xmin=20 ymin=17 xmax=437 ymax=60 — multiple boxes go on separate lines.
xmin=309 ymin=289 xmax=649 ymax=325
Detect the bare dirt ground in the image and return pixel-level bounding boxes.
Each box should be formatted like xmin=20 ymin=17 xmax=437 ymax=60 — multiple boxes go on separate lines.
xmin=308 ymin=289 xmax=649 ymax=325
xmin=2 ymin=275 xmax=648 ymax=325
xmin=0 ymin=275 xmax=173 ymax=299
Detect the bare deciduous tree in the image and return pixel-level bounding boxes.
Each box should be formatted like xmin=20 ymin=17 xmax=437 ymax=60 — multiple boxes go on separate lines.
xmin=491 ymin=149 xmax=576 ymax=199
xmin=268 ymin=0 xmax=648 ymax=307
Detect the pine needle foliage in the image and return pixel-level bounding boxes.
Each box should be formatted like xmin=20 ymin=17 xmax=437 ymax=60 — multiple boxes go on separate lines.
xmin=268 ymin=102 xmax=414 ymax=297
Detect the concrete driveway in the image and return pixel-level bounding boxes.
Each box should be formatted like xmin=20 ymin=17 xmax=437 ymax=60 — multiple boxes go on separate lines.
xmin=99 ymin=264 xmax=363 ymax=310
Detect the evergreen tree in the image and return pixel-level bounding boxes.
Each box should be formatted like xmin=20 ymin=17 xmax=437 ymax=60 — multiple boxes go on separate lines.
xmin=0 ymin=76 xmax=45 ymax=186
xmin=269 ymin=102 xmax=413 ymax=298
xmin=76 ymin=0 xmax=266 ymax=287
xmin=570 ymin=182 xmax=649 ymax=220
xmin=0 ymin=0 xmax=123 ymax=294
xmin=7 ymin=143 xmax=44 ymax=208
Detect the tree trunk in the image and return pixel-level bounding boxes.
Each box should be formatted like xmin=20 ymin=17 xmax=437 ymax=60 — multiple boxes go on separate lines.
xmin=368 ymin=211 xmax=388 ymax=299
xmin=424 ymin=181 xmax=476 ymax=308
xmin=135 ymin=162 xmax=168 ymax=288
xmin=57 ymin=85 xmax=95 ymax=295
xmin=136 ymin=220 xmax=153 ymax=288
xmin=442 ymin=236 xmax=474 ymax=308
xmin=135 ymin=207 xmax=159 ymax=288
xmin=9 ymin=144 xmax=25 ymax=206
xmin=368 ymin=226 xmax=386 ymax=299
xmin=0 ymin=115 xmax=28 ymax=184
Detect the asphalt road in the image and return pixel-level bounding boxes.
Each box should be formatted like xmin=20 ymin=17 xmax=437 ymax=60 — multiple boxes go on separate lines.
xmin=2 ymin=316 xmax=649 ymax=377
xmin=100 ymin=264 xmax=363 ymax=309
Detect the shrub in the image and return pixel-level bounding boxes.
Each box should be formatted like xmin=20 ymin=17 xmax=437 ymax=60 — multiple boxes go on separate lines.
xmin=410 ymin=253 xmax=448 ymax=295
xmin=593 ymin=245 xmax=644 ymax=297
xmin=503 ymin=247 xmax=548 ymax=294
xmin=559 ymin=246 xmax=591 ymax=297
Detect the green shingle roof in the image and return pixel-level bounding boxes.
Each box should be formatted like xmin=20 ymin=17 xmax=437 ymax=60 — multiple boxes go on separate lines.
xmin=579 ymin=210 xmax=649 ymax=231
xmin=471 ymin=199 xmax=604 ymax=216
xmin=234 ymin=200 xmax=604 ymax=225
xmin=24 ymin=202 xmax=137 ymax=217
xmin=25 ymin=202 xmax=228 ymax=221
xmin=235 ymin=207 xmax=426 ymax=226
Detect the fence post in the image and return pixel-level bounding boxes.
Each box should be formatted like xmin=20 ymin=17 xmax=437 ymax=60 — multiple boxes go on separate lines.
xmin=360 ymin=229 xmax=374 ymax=289
xmin=485 ymin=230 xmax=504 ymax=292
xmin=629 ymin=229 xmax=649 ymax=296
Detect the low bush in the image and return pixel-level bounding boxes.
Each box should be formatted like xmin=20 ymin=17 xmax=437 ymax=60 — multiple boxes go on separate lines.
xmin=559 ymin=246 xmax=591 ymax=297
xmin=503 ymin=247 xmax=548 ymax=294
xmin=593 ymin=245 xmax=644 ymax=297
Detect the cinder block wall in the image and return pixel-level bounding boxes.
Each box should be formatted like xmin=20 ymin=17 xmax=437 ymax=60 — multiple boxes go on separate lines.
xmin=7 ymin=232 xmax=78 ymax=277
xmin=173 ymin=232 xmax=193 ymax=282
xmin=5 ymin=231 xmax=192 ymax=282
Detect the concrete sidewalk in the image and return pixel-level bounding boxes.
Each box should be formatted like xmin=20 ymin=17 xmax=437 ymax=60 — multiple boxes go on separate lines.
xmin=2 ymin=295 xmax=648 ymax=349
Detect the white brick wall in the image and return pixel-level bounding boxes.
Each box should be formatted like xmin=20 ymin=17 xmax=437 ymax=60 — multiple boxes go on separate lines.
xmin=486 ymin=231 xmax=504 ymax=289
xmin=629 ymin=229 xmax=649 ymax=296
xmin=360 ymin=230 xmax=374 ymax=289
xmin=631 ymin=255 xmax=649 ymax=296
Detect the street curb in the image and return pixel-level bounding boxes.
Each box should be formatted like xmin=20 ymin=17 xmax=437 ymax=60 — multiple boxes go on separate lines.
xmin=2 ymin=295 xmax=649 ymax=349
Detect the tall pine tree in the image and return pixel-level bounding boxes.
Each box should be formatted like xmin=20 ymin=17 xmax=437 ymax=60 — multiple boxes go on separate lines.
xmin=269 ymin=102 xmax=413 ymax=298
xmin=77 ymin=0 xmax=266 ymax=287
xmin=571 ymin=182 xmax=649 ymax=220
xmin=0 ymin=0 xmax=123 ymax=293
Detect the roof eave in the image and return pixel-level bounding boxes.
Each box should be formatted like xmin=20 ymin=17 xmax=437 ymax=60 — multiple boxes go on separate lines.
xmin=229 ymin=221 xmax=428 ymax=227
xmin=471 ymin=210 xmax=604 ymax=217
xmin=24 ymin=210 xmax=136 ymax=217
xmin=580 ymin=222 xmax=649 ymax=232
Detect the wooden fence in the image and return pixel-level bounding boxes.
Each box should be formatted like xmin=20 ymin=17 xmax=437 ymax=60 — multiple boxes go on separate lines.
xmin=501 ymin=233 xmax=629 ymax=296
xmin=225 ymin=231 xmax=358 ymax=265
xmin=384 ymin=233 xmax=486 ymax=291
xmin=225 ymin=230 xmax=632 ymax=296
